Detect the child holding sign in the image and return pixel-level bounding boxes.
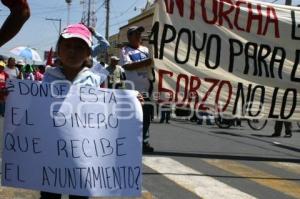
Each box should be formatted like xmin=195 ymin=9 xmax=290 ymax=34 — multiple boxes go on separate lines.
xmin=40 ymin=23 xmax=101 ymax=199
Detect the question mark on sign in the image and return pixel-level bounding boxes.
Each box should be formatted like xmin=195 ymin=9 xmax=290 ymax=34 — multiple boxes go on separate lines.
xmin=134 ymin=166 xmax=141 ymax=190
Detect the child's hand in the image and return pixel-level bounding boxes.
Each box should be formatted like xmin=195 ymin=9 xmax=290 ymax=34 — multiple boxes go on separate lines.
xmin=137 ymin=92 xmax=144 ymax=105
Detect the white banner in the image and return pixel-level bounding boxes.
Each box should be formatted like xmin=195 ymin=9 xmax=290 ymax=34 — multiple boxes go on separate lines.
xmin=1 ymin=80 xmax=143 ymax=197
xmin=150 ymin=0 xmax=300 ymax=120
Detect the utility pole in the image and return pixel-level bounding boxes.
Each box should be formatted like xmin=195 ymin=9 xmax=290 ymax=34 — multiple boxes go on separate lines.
xmin=45 ymin=18 xmax=62 ymax=36
xmin=105 ymin=0 xmax=110 ymax=40
xmin=285 ymin=0 xmax=292 ymax=5
xmin=87 ymin=0 xmax=91 ymax=26
xmin=65 ymin=0 xmax=72 ymax=25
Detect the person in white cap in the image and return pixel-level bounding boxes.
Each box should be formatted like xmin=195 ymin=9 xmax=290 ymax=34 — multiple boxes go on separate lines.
xmin=105 ymin=55 xmax=126 ymax=89
xmin=120 ymin=25 xmax=154 ymax=153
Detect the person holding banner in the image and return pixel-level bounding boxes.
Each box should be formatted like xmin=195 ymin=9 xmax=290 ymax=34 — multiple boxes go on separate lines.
xmin=120 ymin=26 xmax=154 ymax=153
xmin=39 ymin=23 xmax=101 ymax=199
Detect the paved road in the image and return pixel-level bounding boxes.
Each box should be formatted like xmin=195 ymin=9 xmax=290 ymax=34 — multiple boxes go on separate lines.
xmin=1 ymin=117 xmax=300 ymax=199
xmin=144 ymin=119 xmax=300 ymax=199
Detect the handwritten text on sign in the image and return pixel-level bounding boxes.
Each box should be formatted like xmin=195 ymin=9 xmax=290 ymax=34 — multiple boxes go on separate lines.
xmin=1 ymin=79 xmax=143 ymax=197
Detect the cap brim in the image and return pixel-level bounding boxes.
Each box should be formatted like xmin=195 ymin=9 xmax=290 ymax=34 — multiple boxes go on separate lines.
xmin=137 ymin=26 xmax=145 ymax=32
xmin=128 ymin=26 xmax=145 ymax=35
xmin=61 ymin=33 xmax=92 ymax=48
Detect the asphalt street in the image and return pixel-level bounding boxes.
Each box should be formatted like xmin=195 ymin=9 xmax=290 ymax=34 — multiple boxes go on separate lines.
xmin=1 ymin=117 xmax=300 ymax=199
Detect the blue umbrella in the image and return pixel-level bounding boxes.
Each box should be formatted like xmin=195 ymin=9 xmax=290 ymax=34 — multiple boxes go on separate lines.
xmin=10 ymin=46 xmax=42 ymax=62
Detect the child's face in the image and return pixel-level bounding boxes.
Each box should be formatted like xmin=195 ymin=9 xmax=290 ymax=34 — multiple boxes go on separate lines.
xmin=58 ymin=38 xmax=90 ymax=69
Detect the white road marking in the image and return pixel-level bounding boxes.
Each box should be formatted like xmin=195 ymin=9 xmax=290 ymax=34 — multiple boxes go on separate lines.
xmin=143 ymin=157 xmax=256 ymax=199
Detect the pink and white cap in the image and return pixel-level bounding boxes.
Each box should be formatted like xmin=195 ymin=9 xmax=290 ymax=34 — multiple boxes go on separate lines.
xmin=61 ymin=23 xmax=92 ymax=48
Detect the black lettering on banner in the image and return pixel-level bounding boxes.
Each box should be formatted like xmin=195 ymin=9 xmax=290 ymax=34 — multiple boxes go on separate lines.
xmin=101 ymin=166 xmax=107 ymax=188
xmin=292 ymin=11 xmax=300 ymax=40
xmin=116 ymin=137 xmax=127 ymax=157
xmin=92 ymin=166 xmax=103 ymax=189
xmin=233 ymin=83 xmax=252 ymax=116
xmin=88 ymin=88 xmax=98 ymax=102
xmin=82 ymin=139 xmax=92 ymax=158
xmin=175 ymin=28 xmax=191 ymax=64
xmin=244 ymin=42 xmax=258 ymax=75
xmin=25 ymin=110 xmax=34 ymax=126
xmin=108 ymin=114 xmax=118 ymax=128
xmin=4 ymin=133 xmax=41 ymax=154
xmin=128 ymin=167 xmax=135 ymax=189
xmin=59 ymin=168 xmax=67 ymax=188
xmin=40 ymin=83 xmax=49 ymax=97
xmin=18 ymin=82 xmax=30 ymax=95
xmin=17 ymin=164 xmax=25 ymax=182
xmin=100 ymin=138 xmax=114 ymax=157
xmin=105 ymin=167 xmax=112 ymax=189
xmin=229 ymin=39 xmax=243 ymax=73
xmin=280 ymin=89 xmax=297 ymax=119
xmin=11 ymin=107 xmax=34 ymax=126
xmin=97 ymin=113 xmax=108 ymax=129
xmin=71 ymin=140 xmax=81 ymax=159
xmin=17 ymin=135 xmax=28 ymax=152
xmin=84 ymin=168 xmax=92 ymax=189
xmin=257 ymin=44 xmax=272 ymax=77
xmin=52 ymin=111 xmax=67 ymax=127
xmin=77 ymin=167 xmax=84 ymax=189
xmin=205 ymin=34 xmax=221 ymax=69
xmin=109 ymin=92 xmax=117 ymax=104
xmin=42 ymin=167 xmax=50 ymax=186
xmin=57 ymin=139 xmax=68 ymax=158
xmin=68 ymin=168 xmax=76 ymax=189
xmin=3 ymin=162 xmax=25 ymax=183
xmin=40 ymin=166 xmax=142 ymax=190
xmin=149 ymin=21 xmax=160 ymax=58
xmin=4 ymin=163 xmax=13 ymax=181
xmin=5 ymin=133 xmax=16 ymax=152
xmin=120 ymin=166 xmax=126 ymax=189
xmin=30 ymin=82 xmax=39 ymax=96
xmin=87 ymin=113 xmax=96 ymax=128
xmin=291 ymin=50 xmax=300 ymax=82
xmin=269 ymin=87 xmax=279 ymax=119
xmin=193 ymin=32 xmax=207 ymax=67
xmin=248 ymin=85 xmax=265 ymax=117
xmin=160 ymin=24 xmax=177 ymax=59
xmin=134 ymin=167 xmax=141 ymax=190
xmin=32 ymin=138 xmax=42 ymax=154
xmin=11 ymin=107 xmax=21 ymax=126
xmin=80 ymin=87 xmax=97 ymax=102
xmin=112 ymin=167 xmax=122 ymax=189
xmin=270 ymin=47 xmax=286 ymax=79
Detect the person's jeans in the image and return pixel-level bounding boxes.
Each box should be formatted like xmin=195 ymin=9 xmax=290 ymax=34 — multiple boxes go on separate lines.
xmin=143 ymin=98 xmax=152 ymax=144
xmin=0 ymin=101 xmax=5 ymax=116
xmin=274 ymin=121 xmax=292 ymax=135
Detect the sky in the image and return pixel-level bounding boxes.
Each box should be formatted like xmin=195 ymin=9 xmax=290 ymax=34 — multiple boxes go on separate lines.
xmin=0 ymin=0 xmax=148 ymax=60
xmin=0 ymin=0 xmax=299 ymax=61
